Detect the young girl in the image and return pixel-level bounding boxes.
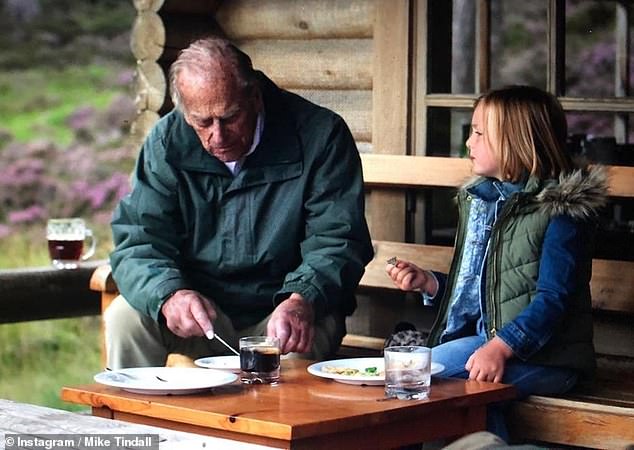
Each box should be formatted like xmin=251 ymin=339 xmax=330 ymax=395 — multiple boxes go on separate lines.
xmin=386 ymin=85 xmax=608 ymax=439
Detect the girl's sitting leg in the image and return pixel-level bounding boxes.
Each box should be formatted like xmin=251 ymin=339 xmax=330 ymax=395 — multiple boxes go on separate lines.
xmin=431 ymin=335 xmax=485 ymax=378
xmin=432 ymin=336 xmax=578 ymax=441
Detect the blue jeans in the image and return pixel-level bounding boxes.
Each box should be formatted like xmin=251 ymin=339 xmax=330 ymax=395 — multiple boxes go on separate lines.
xmin=432 ymin=335 xmax=578 ymax=441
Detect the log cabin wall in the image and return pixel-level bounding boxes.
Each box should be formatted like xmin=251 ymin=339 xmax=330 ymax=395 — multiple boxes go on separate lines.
xmin=129 ymin=0 xmax=425 ymax=338
xmin=130 ymin=0 xmax=412 ymax=239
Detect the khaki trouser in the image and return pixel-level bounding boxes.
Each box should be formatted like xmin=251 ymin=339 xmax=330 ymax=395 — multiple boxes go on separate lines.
xmin=104 ymin=295 xmax=347 ymax=369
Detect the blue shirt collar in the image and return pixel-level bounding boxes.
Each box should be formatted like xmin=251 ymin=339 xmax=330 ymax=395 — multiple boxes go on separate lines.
xmin=468 ymin=177 xmax=525 ymax=202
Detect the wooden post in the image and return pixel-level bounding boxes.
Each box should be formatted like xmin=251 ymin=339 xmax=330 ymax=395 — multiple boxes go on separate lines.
xmin=370 ymin=0 xmax=410 ymax=242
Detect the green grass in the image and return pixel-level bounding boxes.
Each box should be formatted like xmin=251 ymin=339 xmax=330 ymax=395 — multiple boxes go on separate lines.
xmin=0 ymin=317 xmax=101 ymax=411
xmin=0 ymin=65 xmax=120 ymax=145
xmin=0 ymin=227 xmax=112 ymax=410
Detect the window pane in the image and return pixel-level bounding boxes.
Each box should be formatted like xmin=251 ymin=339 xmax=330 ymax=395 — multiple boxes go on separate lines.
xmin=567 ymin=111 xmax=634 ymax=164
xmin=451 ymin=0 xmax=476 ymax=94
xmin=426 ymin=107 xmax=473 ymax=157
xmin=567 ymin=111 xmax=614 ymax=138
xmin=566 ymin=0 xmax=618 ymax=97
xmin=490 ymin=0 xmax=548 ymax=89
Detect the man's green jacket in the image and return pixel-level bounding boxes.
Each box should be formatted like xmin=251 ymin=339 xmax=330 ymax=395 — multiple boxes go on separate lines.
xmin=110 ymin=74 xmax=374 ymax=329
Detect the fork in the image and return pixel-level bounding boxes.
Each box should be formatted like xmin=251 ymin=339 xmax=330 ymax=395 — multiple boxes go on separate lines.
xmin=105 ymin=367 xmax=167 ymax=382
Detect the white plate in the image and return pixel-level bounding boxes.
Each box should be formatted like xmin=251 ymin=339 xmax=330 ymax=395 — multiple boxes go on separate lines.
xmin=94 ymin=367 xmax=238 ymax=395
xmin=195 ymin=355 xmax=241 ymax=373
xmin=307 ymin=358 xmax=445 ymax=385
xmin=307 ymin=358 xmax=385 ymax=385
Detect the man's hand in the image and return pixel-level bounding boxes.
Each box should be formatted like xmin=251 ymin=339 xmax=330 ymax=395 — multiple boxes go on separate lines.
xmin=160 ymin=289 xmax=217 ymax=338
xmin=465 ymin=336 xmax=514 ymax=383
xmin=266 ymin=293 xmax=314 ymax=354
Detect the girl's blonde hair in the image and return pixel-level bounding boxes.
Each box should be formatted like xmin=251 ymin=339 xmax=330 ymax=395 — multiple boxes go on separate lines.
xmin=476 ymin=86 xmax=573 ymax=182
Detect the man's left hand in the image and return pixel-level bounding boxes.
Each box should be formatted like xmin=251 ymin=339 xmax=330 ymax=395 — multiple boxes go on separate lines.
xmin=267 ymin=293 xmax=314 ymax=354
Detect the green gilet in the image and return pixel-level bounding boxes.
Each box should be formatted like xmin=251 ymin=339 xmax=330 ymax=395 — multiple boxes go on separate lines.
xmin=428 ymin=173 xmax=602 ymax=378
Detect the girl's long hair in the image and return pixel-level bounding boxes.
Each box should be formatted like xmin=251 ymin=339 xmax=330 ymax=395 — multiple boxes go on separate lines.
xmin=476 ymin=85 xmax=573 ymax=182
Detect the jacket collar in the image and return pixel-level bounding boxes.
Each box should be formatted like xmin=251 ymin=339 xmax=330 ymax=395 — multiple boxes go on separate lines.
xmin=463 ymin=165 xmax=609 ymax=220
xmin=165 ymin=72 xmax=302 ymax=176
xmin=467 ymin=177 xmax=525 ymax=202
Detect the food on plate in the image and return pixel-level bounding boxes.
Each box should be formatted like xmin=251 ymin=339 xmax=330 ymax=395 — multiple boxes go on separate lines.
xmin=166 ymin=353 xmax=197 ymax=368
xmin=321 ymin=365 xmax=383 ymax=377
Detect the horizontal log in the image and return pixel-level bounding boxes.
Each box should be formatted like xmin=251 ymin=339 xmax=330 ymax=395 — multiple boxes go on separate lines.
xmin=135 ymin=60 xmax=166 ymax=113
xmin=133 ymin=0 xmax=164 ymax=12
xmin=130 ymin=109 xmax=161 ymax=148
xmin=216 ymin=0 xmax=375 ymax=39
xmin=160 ymin=38 xmax=373 ymax=90
xmin=130 ymin=10 xmax=166 ymax=61
xmin=0 ymin=261 xmax=104 ymax=323
xmin=290 ymin=89 xmax=372 ymax=142
xmin=238 ymin=39 xmax=373 ymax=90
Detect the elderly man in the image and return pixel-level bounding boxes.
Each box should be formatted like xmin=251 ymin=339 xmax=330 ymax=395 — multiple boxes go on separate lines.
xmin=105 ymin=37 xmax=373 ymax=368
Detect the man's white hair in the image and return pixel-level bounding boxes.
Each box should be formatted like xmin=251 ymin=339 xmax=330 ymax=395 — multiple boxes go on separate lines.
xmin=168 ymin=37 xmax=257 ymax=112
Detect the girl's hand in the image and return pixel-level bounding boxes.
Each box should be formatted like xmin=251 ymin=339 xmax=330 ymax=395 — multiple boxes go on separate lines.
xmin=465 ymin=337 xmax=514 ymax=383
xmin=385 ymin=260 xmax=437 ymax=296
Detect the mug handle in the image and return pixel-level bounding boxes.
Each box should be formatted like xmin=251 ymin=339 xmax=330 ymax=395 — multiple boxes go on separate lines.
xmin=81 ymin=228 xmax=97 ymax=261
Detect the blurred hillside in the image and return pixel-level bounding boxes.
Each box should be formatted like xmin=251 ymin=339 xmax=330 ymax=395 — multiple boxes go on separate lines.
xmin=0 ymin=0 xmax=133 ymax=68
xmin=0 ymin=0 xmax=137 ymax=252
xmin=0 ymin=0 xmax=138 ymax=412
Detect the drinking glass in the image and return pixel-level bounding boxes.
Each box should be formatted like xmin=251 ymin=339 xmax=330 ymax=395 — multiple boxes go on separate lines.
xmin=46 ymin=218 xmax=96 ymax=269
xmin=239 ymin=336 xmax=280 ymax=384
xmin=384 ymin=345 xmax=431 ymax=400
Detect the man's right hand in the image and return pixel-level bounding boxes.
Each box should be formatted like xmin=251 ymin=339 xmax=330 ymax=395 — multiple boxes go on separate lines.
xmin=160 ymin=289 xmax=216 ymax=338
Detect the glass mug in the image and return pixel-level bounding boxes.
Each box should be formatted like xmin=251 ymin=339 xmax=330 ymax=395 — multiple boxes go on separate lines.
xmin=46 ymin=218 xmax=96 ymax=269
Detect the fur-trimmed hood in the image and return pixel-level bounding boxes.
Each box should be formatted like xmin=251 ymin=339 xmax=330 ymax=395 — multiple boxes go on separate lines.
xmin=534 ymin=165 xmax=609 ymax=221
xmin=462 ymin=165 xmax=609 ymax=222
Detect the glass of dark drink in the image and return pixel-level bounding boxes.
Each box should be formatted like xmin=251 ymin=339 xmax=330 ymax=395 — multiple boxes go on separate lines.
xmin=239 ymin=336 xmax=281 ymax=384
xmin=46 ymin=218 xmax=96 ymax=269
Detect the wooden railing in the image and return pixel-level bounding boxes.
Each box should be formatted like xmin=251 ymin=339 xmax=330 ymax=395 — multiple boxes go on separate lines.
xmin=0 ymin=260 xmax=104 ymax=324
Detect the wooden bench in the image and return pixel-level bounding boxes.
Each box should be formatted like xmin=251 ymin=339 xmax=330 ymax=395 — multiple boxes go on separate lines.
xmin=90 ymin=155 xmax=634 ymax=449
xmin=349 ymin=239 xmax=634 ymax=449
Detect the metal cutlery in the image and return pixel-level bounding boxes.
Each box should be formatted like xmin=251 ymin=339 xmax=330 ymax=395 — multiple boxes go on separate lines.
xmin=205 ymin=329 xmax=240 ymax=356
xmin=105 ymin=367 xmax=167 ymax=382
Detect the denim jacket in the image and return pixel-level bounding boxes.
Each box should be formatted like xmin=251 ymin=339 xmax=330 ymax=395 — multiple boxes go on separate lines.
xmin=426 ymin=167 xmax=608 ymax=374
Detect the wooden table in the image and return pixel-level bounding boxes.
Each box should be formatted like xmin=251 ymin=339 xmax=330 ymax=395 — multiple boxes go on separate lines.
xmin=61 ymin=360 xmax=515 ymax=449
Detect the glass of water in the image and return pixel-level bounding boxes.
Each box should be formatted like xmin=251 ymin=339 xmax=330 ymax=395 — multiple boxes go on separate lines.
xmin=384 ymin=345 xmax=431 ymax=400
